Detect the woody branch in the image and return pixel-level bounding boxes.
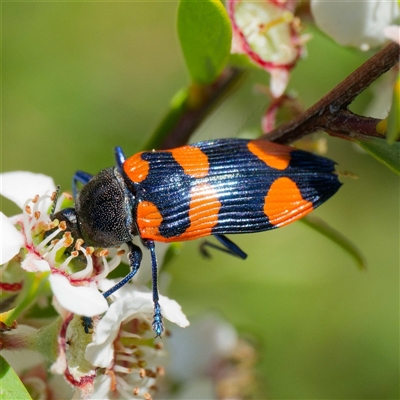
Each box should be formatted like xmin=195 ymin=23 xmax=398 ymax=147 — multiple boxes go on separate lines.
xmin=264 ymin=42 xmax=400 ymax=144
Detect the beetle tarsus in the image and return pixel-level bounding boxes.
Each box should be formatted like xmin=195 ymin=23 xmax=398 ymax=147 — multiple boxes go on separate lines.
xmin=152 ymin=302 xmax=164 ymax=338
xmin=81 ymin=316 xmax=93 ymax=334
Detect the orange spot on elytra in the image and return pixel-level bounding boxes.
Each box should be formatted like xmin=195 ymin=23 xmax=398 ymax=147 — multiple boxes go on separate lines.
xmin=136 ymin=185 xmax=221 ymax=242
xmin=124 ymin=152 xmax=149 ymax=183
xmin=171 ymin=146 xmax=209 ymax=178
xmin=248 ymin=140 xmax=292 ymax=170
xmin=137 ymin=201 xmax=163 ymax=239
xmin=179 ymin=183 xmax=221 ymax=240
xmin=265 ymin=177 xmax=314 ymax=227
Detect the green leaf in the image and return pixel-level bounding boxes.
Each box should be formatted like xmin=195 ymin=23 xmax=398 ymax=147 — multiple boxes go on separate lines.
xmin=177 ymin=0 xmax=232 ymax=84
xmin=386 ymin=75 xmax=400 ymax=143
xmin=301 ymin=215 xmax=367 ymax=271
xmin=0 ymin=356 xmax=32 ymax=400
xmin=355 ymin=136 xmax=400 ymax=175
xmin=3 ymin=272 xmax=50 ymax=327
xmin=229 ymin=53 xmax=259 ymax=70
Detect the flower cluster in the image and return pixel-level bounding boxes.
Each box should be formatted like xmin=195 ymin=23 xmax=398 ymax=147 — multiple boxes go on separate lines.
xmin=228 ymin=0 xmax=399 ymax=134
xmin=0 ymin=171 xmax=189 ymax=399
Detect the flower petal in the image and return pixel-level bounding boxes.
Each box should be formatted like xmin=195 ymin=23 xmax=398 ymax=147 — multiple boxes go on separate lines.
xmin=0 ymin=171 xmax=56 ymax=209
xmin=159 ymin=295 xmax=190 ymax=328
xmin=384 ymin=25 xmax=400 ymax=45
xmin=0 ymin=212 xmax=25 ymax=264
xmin=311 ymin=0 xmax=399 ymax=50
xmin=100 ymin=280 xmax=190 ymax=328
xmin=21 ymin=252 xmax=51 ymax=272
xmin=91 ymin=375 xmax=112 ymax=399
xmin=85 ymin=295 xmax=150 ymax=368
xmin=167 ymin=313 xmax=237 ymax=381
xmin=49 ymin=274 xmax=108 ymax=317
xmin=269 ymin=68 xmax=290 ymax=98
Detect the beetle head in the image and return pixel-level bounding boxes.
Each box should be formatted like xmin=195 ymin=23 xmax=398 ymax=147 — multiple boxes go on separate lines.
xmin=51 ymin=167 xmax=137 ymax=249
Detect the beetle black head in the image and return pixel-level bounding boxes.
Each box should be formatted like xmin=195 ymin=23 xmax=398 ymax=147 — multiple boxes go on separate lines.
xmin=51 ymin=167 xmax=137 ymax=249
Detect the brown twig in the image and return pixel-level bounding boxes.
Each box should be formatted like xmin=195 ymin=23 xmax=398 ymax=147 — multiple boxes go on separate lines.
xmin=262 ymin=42 xmax=400 ymax=144
xmin=159 ymin=68 xmax=244 ymax=150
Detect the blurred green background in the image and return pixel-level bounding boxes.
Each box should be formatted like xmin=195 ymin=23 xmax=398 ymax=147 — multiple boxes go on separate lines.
xmin=2 ymin=2 xmax=398 ymax=399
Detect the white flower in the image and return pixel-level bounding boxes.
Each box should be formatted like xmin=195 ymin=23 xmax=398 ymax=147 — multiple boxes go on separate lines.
xmin=228 ymin=0 xmax=305 ymax=97
xmin=163 ymin=313 xmax=258 ymax=399
xmin=1 ymin=171 xmax=56 ymax=210
xmin=85 ymin=288 xmax=189 ymax=399
xmin=1 ymin=171 xmax=192 ymax=400
xmin=1 ymin=171 xmax=55 ymax=265
xmin=1 ymin=211 xmax=25 ymax=265
xmin=311 ymin=0 xmax=400 ymax=51
xmin=1 ymin=171 xmax=108 ymax=318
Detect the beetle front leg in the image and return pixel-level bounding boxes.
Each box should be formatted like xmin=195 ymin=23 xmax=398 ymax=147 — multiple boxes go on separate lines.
xmin=72 ymin=171 xmax=93 ymax=199
xmin=102 ymin=241 xmax=142 ymax=299
xmin=82 ymin=242 xmax=143 ymax=334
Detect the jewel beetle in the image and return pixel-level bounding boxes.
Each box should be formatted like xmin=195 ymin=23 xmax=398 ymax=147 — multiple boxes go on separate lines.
xmin=51 ymin=138 xmax=341 ymax=337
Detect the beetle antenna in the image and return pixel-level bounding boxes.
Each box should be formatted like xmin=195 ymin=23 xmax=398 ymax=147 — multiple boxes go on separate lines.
xmin=51 ymin=185 xmax=61 ymax=215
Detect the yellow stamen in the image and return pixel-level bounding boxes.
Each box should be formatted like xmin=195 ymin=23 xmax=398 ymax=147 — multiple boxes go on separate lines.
xmin=259 ymin=11 xmax=293 ymax=34
xmin=75 ymin=238 xmax=84 ymax=251
xmin=64 ymin=192 xmax=73 ymax=200
xmin=85 ymin=247 xmax=94 ymax=256
xmin=63 ymin=236 xmax=74 ymax=248
xmin=59 ymin=221 xmax=67 ymax=231
xmin=143 ymin=392 xmax=152 ymax=400
xmin=156 ymin=365 xmax=165 ymax=376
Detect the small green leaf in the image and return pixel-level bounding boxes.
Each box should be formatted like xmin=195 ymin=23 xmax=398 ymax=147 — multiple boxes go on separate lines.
xmin=301 ymin=215 xmax=367 ymax=271
xmin=229 ymin=53 xmax=259 ymax=70
xmin=386 ymin=75 xmax=400 ymax=143
xmin=0 ymin=356 xmax=32 ymax=400
xmin=355 ymin=136 xmax=400 ymax=175
xmin=177 ymin=0 xmax=232 ymax=84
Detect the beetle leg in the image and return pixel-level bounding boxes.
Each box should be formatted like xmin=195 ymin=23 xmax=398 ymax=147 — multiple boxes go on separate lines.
xmin=143 ymin=239 xmax=164 ymax=338
xmin=102 ymin=241 xmax=142 ymax=298
xmin=81 ymin=244 xmax=143 ymax=335
xmin=72 ymin=171 xmax=93 ymax=199
xmin=114 ymin=146 xmax=126 ymax=171
xmin=200 ymin=234 xmax=248 ymax=260
xmin=81 ymin=316 xmax=94 ymax=334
